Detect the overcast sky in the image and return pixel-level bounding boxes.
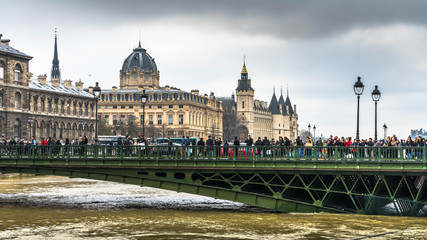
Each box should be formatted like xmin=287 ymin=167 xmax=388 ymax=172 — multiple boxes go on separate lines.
xmin=2 ymin=0 xmax=427 ymax=139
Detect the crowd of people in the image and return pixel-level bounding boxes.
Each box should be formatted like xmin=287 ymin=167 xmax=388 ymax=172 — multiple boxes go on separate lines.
xmin=0 ymin=133 xmax=426 ymax=159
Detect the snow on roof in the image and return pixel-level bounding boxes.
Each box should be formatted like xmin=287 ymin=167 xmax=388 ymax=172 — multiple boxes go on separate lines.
xmin=29 ymin=79 xmax=94 ymax=98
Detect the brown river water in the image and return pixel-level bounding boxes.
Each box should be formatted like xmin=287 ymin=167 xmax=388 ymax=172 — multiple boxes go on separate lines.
xmin=0 ymin=176 xmax=426 ymax=240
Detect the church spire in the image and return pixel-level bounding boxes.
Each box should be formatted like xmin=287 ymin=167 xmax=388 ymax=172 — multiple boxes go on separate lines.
xmin=241 ymin=55 xmax=248 ymax=80
xmin=51 ymin=28 xmax=61 ymax=79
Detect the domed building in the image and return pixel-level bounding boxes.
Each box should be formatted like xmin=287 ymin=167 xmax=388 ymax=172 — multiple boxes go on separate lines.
xmin=97 ymin=42 xmax=223 ymax=140
xmin=119 ymin=42 xmax=160 ymax=89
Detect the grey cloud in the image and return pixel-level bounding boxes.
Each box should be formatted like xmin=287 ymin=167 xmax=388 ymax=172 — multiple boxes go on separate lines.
xmin=30 ymin=0 xmax=427 ymax=39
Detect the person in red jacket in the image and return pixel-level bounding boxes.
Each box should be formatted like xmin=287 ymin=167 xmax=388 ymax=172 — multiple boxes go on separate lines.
xmin=40 ymin=138 xmax=48 ymax=155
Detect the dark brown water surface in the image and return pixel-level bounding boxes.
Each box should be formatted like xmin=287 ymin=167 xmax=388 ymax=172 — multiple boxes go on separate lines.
xmin=0 ymin=176 xmax=426 ymax=239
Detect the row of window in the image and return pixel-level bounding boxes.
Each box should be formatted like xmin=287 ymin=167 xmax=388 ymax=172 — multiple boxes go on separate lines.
xmin=102 ymin=105 xmax=184 ymax=110
xmin=101 ymin=92 xmax=213 ymax=105
xmin=105 ymin=114 xmax=184 ymax=126
xmin=0 ymin=92 xmax=94 ymax=117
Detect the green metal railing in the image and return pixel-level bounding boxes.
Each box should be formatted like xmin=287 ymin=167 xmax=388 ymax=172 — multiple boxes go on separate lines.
xmin=0 ymin=145 xmax=426 ymax=162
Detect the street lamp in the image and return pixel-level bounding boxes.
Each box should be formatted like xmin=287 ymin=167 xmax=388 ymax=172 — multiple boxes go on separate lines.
xmin=353 ymin=76 xmax=364 ymax=140
xmin=383 ymin=124 xmax=388 ymax=141
xmin=371 ymin=85 xmax=381 ymax=141
xmin=92 ymin=82 xmax=101 ymax=143
xmin=313 ymin=125 xmax=316 ymax=139
xmin=308 ymin=124 xmax=311 ymax=138
xmin=140 ymin=89 xmax=148 ymax=136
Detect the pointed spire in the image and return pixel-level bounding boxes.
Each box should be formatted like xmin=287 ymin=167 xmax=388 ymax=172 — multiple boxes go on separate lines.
xmin=51 ymin=28 xmax=61 ymax=79
xmin=287 ymin=83 xmax=289 ymax=97
xmin=241 ymin=55 xmax=248 ymax=74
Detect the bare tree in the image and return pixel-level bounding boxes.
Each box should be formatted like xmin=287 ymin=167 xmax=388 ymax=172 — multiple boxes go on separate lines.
xmin=299 ymin=129 xmax=311 ymax=140
xmin=98 ymin=115 xmax=112 ymax=135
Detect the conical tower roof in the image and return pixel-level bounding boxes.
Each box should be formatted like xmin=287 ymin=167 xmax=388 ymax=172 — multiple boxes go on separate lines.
xmin=268 ymin=89 xmax=281 ymax=114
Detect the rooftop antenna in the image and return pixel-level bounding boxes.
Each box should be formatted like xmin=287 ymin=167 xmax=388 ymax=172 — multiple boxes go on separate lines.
xmin=138 ymin=29 xmax=141 ymax=47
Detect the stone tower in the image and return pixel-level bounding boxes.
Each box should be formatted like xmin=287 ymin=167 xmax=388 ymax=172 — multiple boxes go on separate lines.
xmin=235 ymin=60 xmax=254 ymax=137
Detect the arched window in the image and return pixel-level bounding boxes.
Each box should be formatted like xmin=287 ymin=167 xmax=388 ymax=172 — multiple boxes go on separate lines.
xmin=0 ymin=61 xmax=4 ymax=79
xmin=13 ymin=118 xmax=21 ymax=137
xmin=14 ymin=64 xmax=22 ymax=82
xmin=0 ymin=93 xmax=3 ymax=108
xmin=242 ymin=101 xmax=245 ymax=109
xmin=14 ymin=92 xmax=21 ymax=109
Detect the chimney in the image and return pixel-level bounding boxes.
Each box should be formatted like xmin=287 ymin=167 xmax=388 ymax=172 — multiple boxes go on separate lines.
xmin=37 ymin=74 xmax=47 ymax=85
xmin=51 ymin=77 xmax=60 ymax=87
xmin=63 ymin=79 xmax=72 ymax=89
xmin=191 ymin=90 xmax=199 ymax=95
xmin=112 ymin=86 xmax=117 ymax=92
xmin=75 ymin=79 xmax=83 ymax=91
xmin=165 ymin=85 xmax=170 ymax=91
xmin=88 ymin=86 xmax=93 ymax=93
xmin=1 ymin=39 xmax=10 ymax=46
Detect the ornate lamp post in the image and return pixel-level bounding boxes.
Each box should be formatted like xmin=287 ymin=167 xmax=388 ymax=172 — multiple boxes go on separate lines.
xmin=383 ymin=124 xmax=388 ymax=141
xmin=92 ymin=82 xmax=101 ymax=143
xmin=353 ymin=76 xmax=364 ymax=140
xmin=140 ymin=89 xmax=148 ymax=136
xmin=371 ymin=85 xmax=381 ymax=141
xmin=313 ymin=125 xmax=316 ymax=139
xmin=308 ymin=124 xmax=311 ymax=138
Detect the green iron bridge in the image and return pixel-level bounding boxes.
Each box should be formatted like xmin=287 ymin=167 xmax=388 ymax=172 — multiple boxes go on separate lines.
xmin=1 ymin=145 xmax=426 ymax=216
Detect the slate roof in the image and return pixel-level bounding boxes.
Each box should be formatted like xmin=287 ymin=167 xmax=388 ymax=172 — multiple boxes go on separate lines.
xmin=268 ymin=92 xmax=281 ymax=114
xmin=29 ymin=79 xmax=94 ymax=98
xmin=278 ymin=93 xmax=287 ymax=115
xmin=236 ymin=82 xmax=254 ymax=91
xmin=285 ymin=95 xmax=294 ymax=115
xmin=121 ymin=41 xmax=157 ymax=73
xmin=0 ymin=42 xmax=32 ymax=59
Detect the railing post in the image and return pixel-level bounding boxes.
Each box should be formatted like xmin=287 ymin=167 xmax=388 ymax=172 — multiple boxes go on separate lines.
xmin=423 ymin=146 xmax=426 ymax=162
xmin=356 ymin=147 xmax=360 ymax=162
xmin=335 ymin=146 xmax=338 ymax=162
xmin=314 ymin=147 xmax=318 ymax=161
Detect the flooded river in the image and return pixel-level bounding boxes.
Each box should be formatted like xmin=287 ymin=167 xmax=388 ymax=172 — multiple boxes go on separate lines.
xmin=0 ymin=176 xmax=426 ymax=239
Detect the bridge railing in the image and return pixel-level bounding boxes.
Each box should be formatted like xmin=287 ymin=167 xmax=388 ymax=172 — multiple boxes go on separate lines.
xmin=0 ymin=145 xmax=426 ymax=162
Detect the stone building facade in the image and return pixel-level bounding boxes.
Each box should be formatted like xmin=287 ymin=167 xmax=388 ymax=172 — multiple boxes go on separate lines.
xmin=220 ymin=62 xmax=298 ymax=140
xmin=98 ymin=42 xmax=223 ymax=139
xmin=0 ymin=33 xmax=96 ymax=142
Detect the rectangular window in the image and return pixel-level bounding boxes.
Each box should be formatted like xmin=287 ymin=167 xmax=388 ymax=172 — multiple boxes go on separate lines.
xmin=120 ymin=115 xmax=125 ymax=124
xmin=121 ymin=106 xmax=125 ymax=109
xmin=158 ymin=105 xmax=162 ymax=108
xmin=168 ymin=114 xmax=173 ymax=125
xmin=113 ymin=105 xmax=117 ymax=109
xmin=129 ymin=105 xmax=133 ymax=109
xmin=0 ymin=95 xmax=2 ymax=107
xmin=140 ymin=115 xmax=144 ymax=125
xmin=168 ymin=130 xmax=174 ymax=136
xmin=113 ymin=115 xmax=117 ymax=124
xmin=105 ymin=115 xmax=109 ymax=125
xmin=179 ymin=114 xmax=183 ymax=125
xmin=179 ymin=105 xmax=183 ymax=108
xmin=169 ymin=105 xmax=173 ymax=108
xmin=149 ymin=105 xmax=153 ymax=109
xmin=149 ymin=115 xmax=153 ymax=125
xmin=157 ymin=115 xmax=162 ymax=125
xmin=105 ymin=106 xmax=109 ymax=109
